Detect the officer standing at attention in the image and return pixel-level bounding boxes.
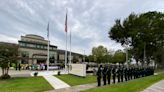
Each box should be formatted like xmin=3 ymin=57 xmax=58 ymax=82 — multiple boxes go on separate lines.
xmin=120 ymin=67 xmax=124 ymax=82
xmin=97 ymin=65 xmax=102 ymax=86
xmin=102 ymin=66 xmax=107 ymax=85
xmin=112 ymin=67 xmax=116 ymax=84
xmin=117 ymin=67 xmax=120 ymax=83
xmin=107 ymin=66 xmax=111 ymax=84
xmin=124 ymin=67 xmax=128 ymax=81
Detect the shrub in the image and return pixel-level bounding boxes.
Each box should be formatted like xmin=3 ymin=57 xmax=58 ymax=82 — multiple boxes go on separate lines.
xmin=0 ymin=74 xmax=11 ymax=80
xmin=34 ymin=72 xmax=38 ymax=77
xmin=58 ymin=71 xmax=61 ymax=75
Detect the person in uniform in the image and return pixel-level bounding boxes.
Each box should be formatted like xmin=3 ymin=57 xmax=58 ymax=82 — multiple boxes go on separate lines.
xmin=117 ymin=67 xmax=120 ymax=83
xmin=112 ymin=67 xmax=116 ymax=84
xmin=124 ymin=67 xmax=128 ymax=81
xmin=97 ymin=65 xmax=102 ymax=86
xmin=18 ymin=63 xmax=21 ymax=71
xmin=107 ymin=66 xmax=111 ymax=84
xmin=120 ymin=67 xmax=124 ymax=82
xmin=102 ymin=66 xmax=107 ymax=85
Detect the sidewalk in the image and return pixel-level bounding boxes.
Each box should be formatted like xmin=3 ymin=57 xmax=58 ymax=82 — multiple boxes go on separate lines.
xmin=43 ymin=75 xmax=70 ymax=89
xmin=46 ymin=82 xmax=97 ymax=92
xmin=46 ymin=80 xmax=117 ymax=92
xmin=142 ymin=80 xmax=164 ymax=92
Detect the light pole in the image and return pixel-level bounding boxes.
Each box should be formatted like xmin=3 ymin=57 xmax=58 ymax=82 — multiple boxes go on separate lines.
xmin=83 ymin=50 xmax=85 ymax=62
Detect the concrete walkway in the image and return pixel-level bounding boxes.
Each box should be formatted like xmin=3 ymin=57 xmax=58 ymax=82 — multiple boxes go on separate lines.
xmin=142 ymin=80 xmax=164 ymax=92
xmin=46 ymin=83 xmax=97 ymax=92
xmin=31 ymin=70 xmax=70 ymax=89
xmin=43 ymin=75 xmax=70 ymax=89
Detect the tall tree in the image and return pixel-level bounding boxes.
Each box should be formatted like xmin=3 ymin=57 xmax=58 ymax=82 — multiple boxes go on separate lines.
xmin=92 ymin=45 xmax=108 ymax=63
xmin=112 ymin=50 xmax=126 ymax=64
xmin=0 ymin=43 xmax=18 ymax=79
xmin=109 ymin=11 xmax=164 ymax=65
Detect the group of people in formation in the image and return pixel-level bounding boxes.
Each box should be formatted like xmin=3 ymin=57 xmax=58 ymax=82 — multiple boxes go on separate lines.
xmin=96 ymin=65 xmax=155 ymax=86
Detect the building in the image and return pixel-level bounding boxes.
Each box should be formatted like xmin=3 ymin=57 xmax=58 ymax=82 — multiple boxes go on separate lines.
xmin=18 ymin=34 xmax=58 ymax=65
xmin=17 ymin=34 xmax=83 ymax=65
xmin=0 ymin=34 xmax=83 ymax=65
xmin=57 ymin=49 xmax=83 ymax=63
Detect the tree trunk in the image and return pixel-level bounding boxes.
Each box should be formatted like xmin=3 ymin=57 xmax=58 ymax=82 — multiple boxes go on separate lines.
xmin=6 ymin=67 xmax=9 ymax=75
xmin=2 ymin=68 xmax=4 ymax=76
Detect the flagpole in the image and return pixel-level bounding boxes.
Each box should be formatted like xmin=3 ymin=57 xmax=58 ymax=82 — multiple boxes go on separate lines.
xmin=47 ymin=22 xmax=50 ymax=71
xmin=47 ymin=39 xmax=50 ymax=71
xmin=65 ymin=30 xmax=67 ymax=72
xmin=69 ymin=25 xmax=72 ymax=65
xmin=65 ymin=10 xmax=68 ymax=72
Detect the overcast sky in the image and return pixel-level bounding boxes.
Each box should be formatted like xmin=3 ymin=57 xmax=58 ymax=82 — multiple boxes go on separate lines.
xmin=0 ymin=0 xmax=164 ymax=55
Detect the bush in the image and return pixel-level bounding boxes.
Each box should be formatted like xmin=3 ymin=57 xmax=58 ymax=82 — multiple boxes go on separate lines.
xmin=34 ymin=72 xmax=38 ymax=77
xmin=58 ymin=71 xmax=61 ymax=75
xmin=0 ymin=74 xmax=11 ymax=80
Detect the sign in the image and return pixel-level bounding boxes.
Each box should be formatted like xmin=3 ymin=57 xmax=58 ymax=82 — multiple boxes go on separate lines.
xmin=69 ymin=64 xmax=86 ymax=77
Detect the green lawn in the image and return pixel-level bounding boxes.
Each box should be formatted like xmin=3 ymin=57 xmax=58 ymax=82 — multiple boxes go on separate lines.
xmin=0 ymin=77 xmax=53 ymax=92
xmin=55 ymin=74 xmax=97 ymax=86
xmin=82 ymin=74 xmax=164 ymax=92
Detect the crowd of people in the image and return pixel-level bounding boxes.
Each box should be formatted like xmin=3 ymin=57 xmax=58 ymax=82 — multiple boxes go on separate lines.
xmin=97 ymin=65 xmax=155 ymax=86
xmin=16 ymin=63 xmax=47 ymax=70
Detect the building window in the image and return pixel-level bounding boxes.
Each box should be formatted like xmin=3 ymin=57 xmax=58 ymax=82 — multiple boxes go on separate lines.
xmin=20 ymin=43 xmax=26 ymax=47
xmin=36 ymin=45 xmax=40 ymax=48
xmin=44 ymin=46 xmax=47 ymax=49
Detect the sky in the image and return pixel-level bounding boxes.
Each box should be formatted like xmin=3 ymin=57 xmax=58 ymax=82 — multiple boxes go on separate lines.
xmin=0 ymin=0 xmax=164 ymax=55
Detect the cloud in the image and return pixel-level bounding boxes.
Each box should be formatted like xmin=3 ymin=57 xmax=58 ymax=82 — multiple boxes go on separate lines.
xmin=0 ymin=0 xmax=164 ymax=55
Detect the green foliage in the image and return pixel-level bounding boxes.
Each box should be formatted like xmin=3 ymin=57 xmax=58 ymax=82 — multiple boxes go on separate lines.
xmin=112 ymin=50 xmax=126 ymax=64
xmin=0 ymin=43 xmax=18 ymax=77
xmin=109 ymin=11 xmax=164 ymax=65
xmin=92 ymin=45 xmax=108 ymax=63
xmin=87 ymin=55 xmax=94 ymax=62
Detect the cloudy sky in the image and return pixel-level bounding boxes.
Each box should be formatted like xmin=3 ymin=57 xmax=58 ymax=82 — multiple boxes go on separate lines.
xmin=0 ymin=0 xmax=164 ymax=55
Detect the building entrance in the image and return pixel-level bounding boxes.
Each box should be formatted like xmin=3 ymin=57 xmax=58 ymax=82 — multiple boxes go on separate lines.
xmin=37 ymin=59 xmax=46 ymax=64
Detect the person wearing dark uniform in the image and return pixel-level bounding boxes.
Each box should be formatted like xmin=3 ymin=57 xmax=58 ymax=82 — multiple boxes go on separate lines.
xmin=97 ymin=65 xmax=102 ymax=87
xmin=127 ymin=68 xmax=130 ymax=80
xmin=18 ymin=63 xmax=21 ymax=71
xmin=107 ymin=67 xmax=111 ymax=84
xmin=15 ymin=63 xmax=18 ymax=70
xmin=124 ymin=68 xmax=128 ymax=81
xmin=112 ymin=67 xmax=116 ymax=84
xmin=120 ymin=67 xmax=124 ymax=82
xmin=117 ymin=68 xmax=120 ymax=83
xmin=102 ymin=66 xmax=107 ymax=85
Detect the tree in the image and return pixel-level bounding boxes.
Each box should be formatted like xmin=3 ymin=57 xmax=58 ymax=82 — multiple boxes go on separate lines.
xmin=109 ymin=11 xmax=164 ymax=65
xmin=92 ymin=45 xmax=108 ymax=63
xmin=88 ymin=55 xmax=94 ymax=62
xmin=112 ymin=50 xmax=126 ymax=64
xmin=0 ymin=43 xmax=18 ymax=79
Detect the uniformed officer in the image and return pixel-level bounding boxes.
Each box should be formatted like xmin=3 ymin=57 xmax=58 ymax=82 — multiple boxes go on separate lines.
xmin=107 ymin=67 xmax=111 ymax=84
xmin=120 ymin=67 xmax=124 ymax=82
xmin=124 ymin=68 xmax=128 ymax=81
xmin=97 ymin=65 xmax=102 ymax=86
xmin=117 ymin=67 xmax=120 ymax=83
xmin=112 ymin=67 xmax=116 ymax=84
xmin=102 ymin=66 xmax=107 ymax=85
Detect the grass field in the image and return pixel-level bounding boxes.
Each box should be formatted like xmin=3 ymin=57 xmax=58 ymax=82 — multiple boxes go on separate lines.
xmin=55 ymin=74 xmax=97 ymax=86
xmin=0 ymin=77 xmax=53 ymax=92
xmin=82 ymin=74 xmax=164 ymax=92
